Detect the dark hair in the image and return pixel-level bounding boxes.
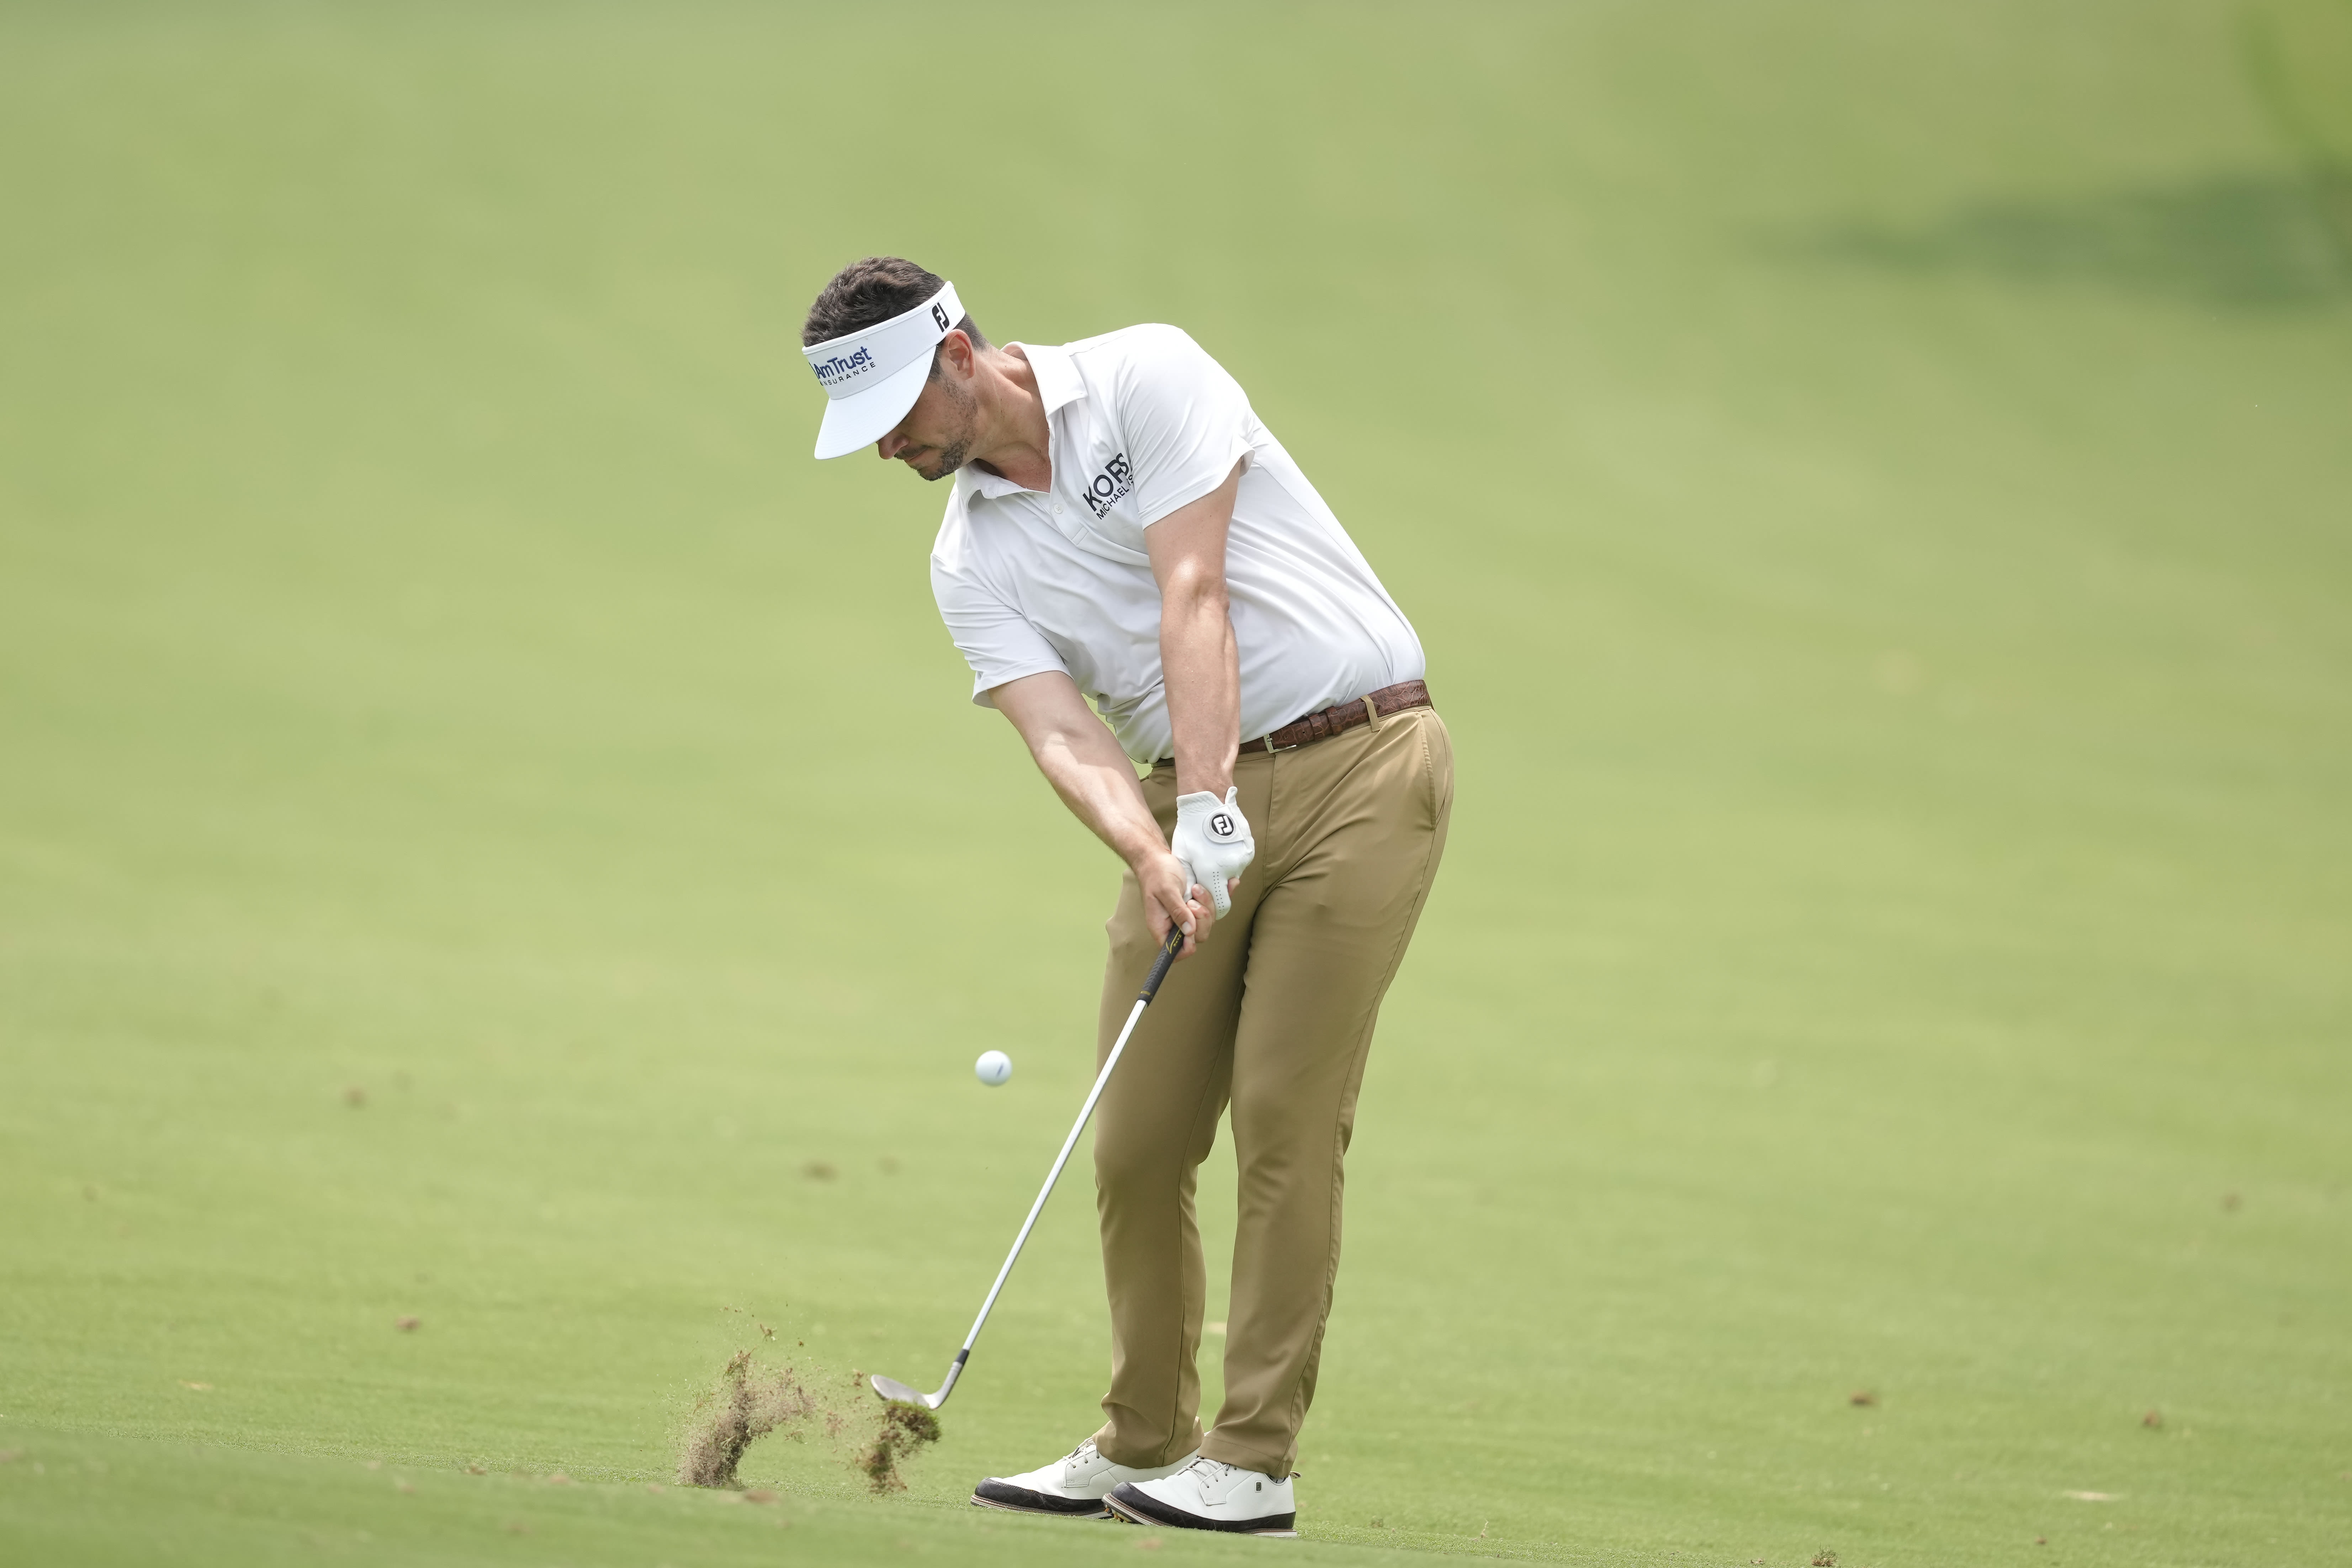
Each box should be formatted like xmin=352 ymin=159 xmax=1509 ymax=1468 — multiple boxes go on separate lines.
xmin=802 ymin=255 xmax=988 ymax=374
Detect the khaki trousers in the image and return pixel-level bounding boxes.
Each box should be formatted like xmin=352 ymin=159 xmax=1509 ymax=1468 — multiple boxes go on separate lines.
xmin=1087 ymin=704 xmax=1453 ymax=1478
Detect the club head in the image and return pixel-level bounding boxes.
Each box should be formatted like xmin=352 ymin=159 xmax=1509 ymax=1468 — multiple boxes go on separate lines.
xmin=869 ymin=1373 xmax=941 ymax=1409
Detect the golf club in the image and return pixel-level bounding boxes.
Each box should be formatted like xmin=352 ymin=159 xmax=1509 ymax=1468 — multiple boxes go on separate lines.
xmin=869 ymin=921 xmax=1188 ymax=1410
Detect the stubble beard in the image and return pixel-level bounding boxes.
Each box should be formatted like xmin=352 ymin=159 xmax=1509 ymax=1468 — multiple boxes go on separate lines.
xmin=914 ymin=376 xmax=979 ymax=481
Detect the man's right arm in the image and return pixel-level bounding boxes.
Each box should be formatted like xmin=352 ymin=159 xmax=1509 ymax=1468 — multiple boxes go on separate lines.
xmin=989 ymin=671 xmax=1214 ymax=957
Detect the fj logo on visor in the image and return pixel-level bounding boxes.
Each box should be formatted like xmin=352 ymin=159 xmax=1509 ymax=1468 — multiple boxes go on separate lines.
xmin=932 ymin=303 xmax=951 ymax=331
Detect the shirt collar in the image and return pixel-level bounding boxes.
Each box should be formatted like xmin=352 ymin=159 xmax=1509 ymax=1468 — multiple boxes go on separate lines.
xmin=958 ymin=341 xmax=1086 ymax=502
xmin=1017 ymin=341 xmax=1085 ymax=415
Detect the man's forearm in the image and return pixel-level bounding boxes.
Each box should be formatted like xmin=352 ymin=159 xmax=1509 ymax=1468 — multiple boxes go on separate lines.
xmin=1146 ymin=463 xmax=1245 ymax=801
xmin=1026 ymin=723 xmax=1166 ymax=870
xmin=989 ymin=668 xmax=1215 ymax=951
xmin=1160 ymin=579 xmax=1240 ymax=799
xmin=987 ymin=672 xmax=1162 ymax=866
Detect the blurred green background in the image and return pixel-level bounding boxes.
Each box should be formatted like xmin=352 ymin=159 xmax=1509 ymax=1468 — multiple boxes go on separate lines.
xmin=2 ymin=2 xmax=2347 ymax=1564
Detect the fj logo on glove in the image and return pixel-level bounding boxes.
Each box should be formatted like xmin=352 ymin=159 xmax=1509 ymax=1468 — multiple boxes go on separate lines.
xmin=1172 ymin=788 xmax=1256 ymax=920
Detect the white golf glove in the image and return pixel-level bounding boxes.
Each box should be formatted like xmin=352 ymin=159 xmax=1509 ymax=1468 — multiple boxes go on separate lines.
xmin=1171 ymin=787 xmax=1256 ymax=918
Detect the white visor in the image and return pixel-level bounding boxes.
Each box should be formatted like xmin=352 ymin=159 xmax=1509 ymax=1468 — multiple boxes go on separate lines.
xmin=801 ymin=281 xmax=965 ymax=459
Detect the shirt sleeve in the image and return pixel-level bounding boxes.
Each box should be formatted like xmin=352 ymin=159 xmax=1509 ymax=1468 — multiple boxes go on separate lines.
xmin=930 ymin=549 xmax=1069 ymax=708
xmin=1113 ymin=326 xmax=1257 ymax=527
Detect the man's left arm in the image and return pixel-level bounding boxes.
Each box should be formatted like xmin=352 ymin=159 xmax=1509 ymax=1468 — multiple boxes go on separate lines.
xmin=1149 ymin=459 xmax=1253 ymax=912
xmin=1149 ymin=459 xmax=1243 ymax=797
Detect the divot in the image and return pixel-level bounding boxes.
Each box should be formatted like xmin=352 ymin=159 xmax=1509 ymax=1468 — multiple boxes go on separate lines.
xmin=858 ymin=1402 xmax=941 ymax=1493
xmin=676 ymin=1347 xmax=943 ymax=1494
xmin=677 ymin=1349 xmax=820 ymax=1488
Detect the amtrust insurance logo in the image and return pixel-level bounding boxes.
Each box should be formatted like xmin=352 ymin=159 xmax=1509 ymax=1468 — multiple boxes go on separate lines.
xmin=809 ymin=345 xmax=878 ymax=387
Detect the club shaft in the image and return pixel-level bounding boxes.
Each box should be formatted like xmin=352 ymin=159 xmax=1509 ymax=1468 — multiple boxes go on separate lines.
xmin=957 ymin=928 xmax=1185 ymax=1359
xmin=959 ymin=994 xmax=1144 ymax=1351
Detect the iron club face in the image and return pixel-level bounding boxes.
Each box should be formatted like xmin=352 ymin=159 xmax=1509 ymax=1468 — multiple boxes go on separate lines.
xmin=868 ymin=1372 xmax=940 ymax=1409
xmin=870 ymin=1351 xmax=964 ymax=1410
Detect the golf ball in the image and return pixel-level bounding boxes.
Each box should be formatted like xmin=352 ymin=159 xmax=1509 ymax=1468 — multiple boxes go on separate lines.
xmin=974 ymin=1050 xmax=1012 ymax=1087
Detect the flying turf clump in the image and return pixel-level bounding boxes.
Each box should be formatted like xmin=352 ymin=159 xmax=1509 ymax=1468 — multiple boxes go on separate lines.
xmin=677 ymin=1350 xmax=944 ymax=1494
xmin=676 ymin=1350 xmax=820 ymax=1488
xmin=859 ymin=1400 xmax=943 ymax=1492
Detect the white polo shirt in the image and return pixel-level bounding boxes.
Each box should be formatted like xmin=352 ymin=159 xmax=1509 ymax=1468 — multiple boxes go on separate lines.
xmin=929 ymin=324 xmax=1426 ymax=764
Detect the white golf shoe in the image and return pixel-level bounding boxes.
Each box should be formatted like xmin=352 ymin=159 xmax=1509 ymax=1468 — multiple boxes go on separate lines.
xmin=1106 ymin=1454 xmax=1298 ymax=1536
xmin=970 ymin=1439 xmax=1199 ymax=1518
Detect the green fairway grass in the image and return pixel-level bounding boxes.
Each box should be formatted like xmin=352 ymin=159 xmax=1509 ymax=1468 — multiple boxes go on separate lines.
xmin=3 ymin=2 xmax=2348 ymax=1564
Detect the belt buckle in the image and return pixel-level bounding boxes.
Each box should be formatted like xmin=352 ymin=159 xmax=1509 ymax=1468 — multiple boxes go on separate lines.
xmin=1260 ymin=733 xmax=1301 ymax=754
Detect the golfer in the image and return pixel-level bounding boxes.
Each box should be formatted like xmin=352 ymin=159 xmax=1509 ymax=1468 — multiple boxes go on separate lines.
xmin=800 ymin=257 xmax=1452 ymax=1536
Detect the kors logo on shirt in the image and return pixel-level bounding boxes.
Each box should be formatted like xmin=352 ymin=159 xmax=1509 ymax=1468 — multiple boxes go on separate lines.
xmin=1079 ymin=452 xmax=1134 ymax=519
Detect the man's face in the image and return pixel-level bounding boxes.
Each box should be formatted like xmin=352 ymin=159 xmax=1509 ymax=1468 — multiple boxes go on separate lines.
xmin=875 ymin=363 xmax=978 ymax=482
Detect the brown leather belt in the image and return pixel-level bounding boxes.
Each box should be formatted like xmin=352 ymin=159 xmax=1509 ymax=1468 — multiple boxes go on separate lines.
xmin=1153 ymin=679 xmax=1431 ymax=769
